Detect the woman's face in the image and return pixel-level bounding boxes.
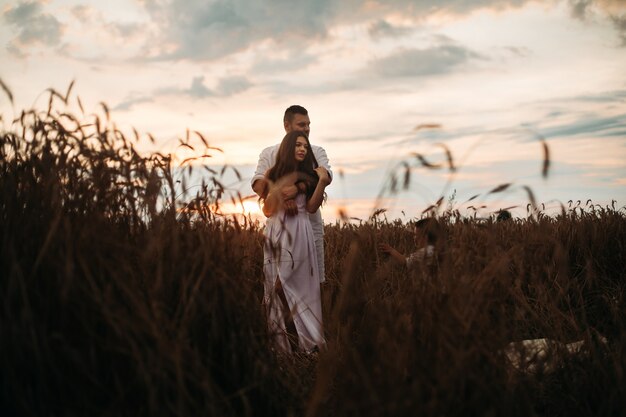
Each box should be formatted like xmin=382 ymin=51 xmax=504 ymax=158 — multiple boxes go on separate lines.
xmin=295 ymin=136 xmax=308 ymax=162
xmin=414 ymin=227 xmax=427 ymax=246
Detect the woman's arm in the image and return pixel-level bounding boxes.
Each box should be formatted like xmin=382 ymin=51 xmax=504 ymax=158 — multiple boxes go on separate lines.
xmin=378 ymin=243 xmax=407 ymax=265
xmin=306 ymin=167 xmax=331 ymax=213
xmin=312 ymin=146 xmax=333 ymax=185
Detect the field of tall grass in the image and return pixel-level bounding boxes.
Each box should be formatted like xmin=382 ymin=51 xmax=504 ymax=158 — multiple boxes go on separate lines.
xmin=1 ymin=83 xmax=624 ymax=416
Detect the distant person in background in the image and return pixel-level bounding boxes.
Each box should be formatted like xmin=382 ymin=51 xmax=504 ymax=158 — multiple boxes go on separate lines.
xmin=260 ymin=131 xmax=331 ymax=353
xmin=378 ymin=218 xmax=441 ymax=269
xmin=252 ymin=105 xmax=332 ymax=283
xmin=496 ymin=210 xmax=512 ymax=222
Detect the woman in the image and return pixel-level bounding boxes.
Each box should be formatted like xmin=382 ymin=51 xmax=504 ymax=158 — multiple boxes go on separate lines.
xmin=262 ymin=131 xmax=330 ymax=353
xmin=378 ymin=218 xmax=440 ymax=269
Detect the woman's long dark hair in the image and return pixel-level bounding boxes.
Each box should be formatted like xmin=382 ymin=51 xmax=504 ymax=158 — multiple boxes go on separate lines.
xmin=267 ymin=131 xmax=319 ymax=198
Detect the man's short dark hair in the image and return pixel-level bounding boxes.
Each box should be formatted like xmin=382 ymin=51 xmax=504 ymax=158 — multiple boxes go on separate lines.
xmin=284 ymin=105 xmax=308 ymax=123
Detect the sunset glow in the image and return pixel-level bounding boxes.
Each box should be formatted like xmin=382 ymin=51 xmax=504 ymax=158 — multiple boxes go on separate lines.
xmin=1 ymin=0 xmax=624 ymax=222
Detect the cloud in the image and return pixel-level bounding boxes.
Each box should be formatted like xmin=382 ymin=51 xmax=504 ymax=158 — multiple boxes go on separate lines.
xmin=572 ymin=0 xmax=626 ymax=18
xmin=186 ymin=75 xmax=252 ymax=97
xmin=136 ymin=0 xmax=538 ymax=62
xmin=367 ymin=44 xmax=484 ymax=78
xmin=502 ymin=46 xmax=532 ymax=57
xmin=368 ymin=19 xmax=415 ymax=40
xmin=113 ymin=74 xmax=253 ymax=111
xmin=188 ymin=76 xmax=213 ymax=98
xmin=251 ymin=50 xmax=318 ymax=74
xmin=69 ymin=5 xmax=143 ymax=38
xmin=6 ymin=44 xmax=27 ymax=59
xmin=215 ymin=76 xmax=252 ymax=96
xmin=70 ymin=4 xmax=94 ymax=21
xmin=2 ymin=0 xmax=63 ymax=51
xmin=141 ymin=0 xmax=330 ymax=61
xmin=568 ymin=0 xmax=626 ymax=45
xmin=573 ymin=89 xmax=626 ymax=103
xmin=523 ymin=90 xmax=626 ymax=140
xmin=113 ymin=96 xmax=154 ymax=111
xmin=109 ymin=22 xmax=144 ymax=38
xmin=610 ymin=14 xmax=626 ymax=45
xmin=569 ymin=0 xmax=592 ymax=20
xmin=540 ymin=113 xmax=626 ymax=139
xmin=256 ymin=34 xmax=488 ymax=96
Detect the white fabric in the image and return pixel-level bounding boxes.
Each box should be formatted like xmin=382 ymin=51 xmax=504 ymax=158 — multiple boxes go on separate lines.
xmin=406 ymin=245 xmax=435 ymax=268
xmin=263 ymin=193 xmax=324 ymax=352
xmin=252 ymin=143 xmax=332 ymax=283
xmin=503 ymin=337 xmax=607 ymax=374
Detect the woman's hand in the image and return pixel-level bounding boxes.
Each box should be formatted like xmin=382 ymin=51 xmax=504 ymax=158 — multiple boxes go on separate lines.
xmin=378 ymin=243 xmax=394 ymax=254
xmin=314 ymin=167 xmax=331 ymax=186
xmin=306 ymin=168 xmax=330 ymax=213
xmin=378 ymin=242 xmax=407 ymax=265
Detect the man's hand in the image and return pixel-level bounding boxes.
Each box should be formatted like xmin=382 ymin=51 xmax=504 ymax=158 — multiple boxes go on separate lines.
xmin=284 ymin=198 xmax=298 ymax=216
xmin=281 ymin=184 xmax=298 ymax=200
xmin=281 ymin=183 xmax=298 ymax=216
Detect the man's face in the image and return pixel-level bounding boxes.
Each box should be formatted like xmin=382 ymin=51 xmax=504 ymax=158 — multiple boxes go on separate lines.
xmin=285 ymin=113 xmax=311 ymax=135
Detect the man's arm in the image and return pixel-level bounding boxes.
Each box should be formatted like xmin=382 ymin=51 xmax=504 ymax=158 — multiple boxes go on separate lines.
xmin=251 ymin=148 xmax=272 ymax=198
xmin=263 ymin=172 xmax=300 ymax=217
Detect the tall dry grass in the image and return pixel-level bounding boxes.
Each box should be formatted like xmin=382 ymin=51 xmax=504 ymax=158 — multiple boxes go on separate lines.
xmin=0 ymin=83 xmax=290 ymax=416
xmin=1 ymin=82 xmax=624 ymax=416
xmin=316 ymin=211 xmax=625 ymax=416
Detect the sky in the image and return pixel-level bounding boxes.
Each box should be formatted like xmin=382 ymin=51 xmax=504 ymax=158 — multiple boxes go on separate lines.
xmin=1 ymin=0 xmax=625 ymax=222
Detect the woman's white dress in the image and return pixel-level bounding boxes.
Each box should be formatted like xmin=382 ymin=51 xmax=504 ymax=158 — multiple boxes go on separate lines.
xmin=263 ymin=193 xmax=324 ymax=352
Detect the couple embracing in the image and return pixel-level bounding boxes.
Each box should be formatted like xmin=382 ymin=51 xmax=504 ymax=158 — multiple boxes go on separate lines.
xmin=251 ymin=105 xmax=332 ymax=354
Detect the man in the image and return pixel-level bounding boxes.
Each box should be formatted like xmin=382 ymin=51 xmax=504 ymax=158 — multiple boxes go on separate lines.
xmin=251 ymin=105 xmax=332 ymax=283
